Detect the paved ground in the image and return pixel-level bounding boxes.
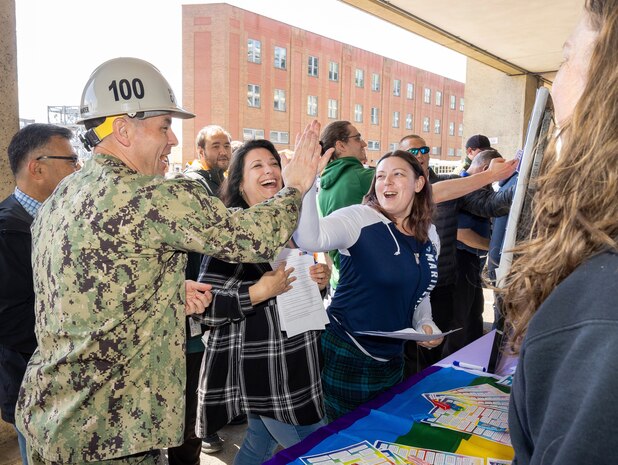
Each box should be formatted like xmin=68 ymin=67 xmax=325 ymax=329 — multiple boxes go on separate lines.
xmin=198 ymin=423 xmax=247 ymax=465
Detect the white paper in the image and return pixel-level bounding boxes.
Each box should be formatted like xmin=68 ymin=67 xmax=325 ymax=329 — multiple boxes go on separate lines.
xmin=355 ymin=327 xmax=461 ymax=341
xmin=270 ymin=248 xmax=329 ymax=337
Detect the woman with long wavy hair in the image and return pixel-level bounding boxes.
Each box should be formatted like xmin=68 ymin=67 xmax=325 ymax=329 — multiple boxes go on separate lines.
xmin=502 ymin=1 xmax=618 ymax=464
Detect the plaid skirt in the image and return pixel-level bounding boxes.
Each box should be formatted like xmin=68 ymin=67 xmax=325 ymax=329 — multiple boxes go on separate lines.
xmin=321 ymin=326 xmax=404 ymax=421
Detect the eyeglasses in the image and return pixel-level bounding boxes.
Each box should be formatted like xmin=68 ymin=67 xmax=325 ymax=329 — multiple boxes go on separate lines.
xmin=406 ymin=146 xmax=430 ymax=156
xmin=343 ymin=133 xmax=363 ymax=142
xmin=36 ymin=155 xmax=80 ymax=168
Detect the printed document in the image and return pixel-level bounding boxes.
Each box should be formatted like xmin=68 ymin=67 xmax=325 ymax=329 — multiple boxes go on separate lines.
xmin=271 ymin=248 xmax=329 ymax=337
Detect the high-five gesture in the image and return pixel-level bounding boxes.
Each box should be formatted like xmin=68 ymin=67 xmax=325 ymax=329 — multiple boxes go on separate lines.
xmin=281 ymin=120 xmax=333 ymax=195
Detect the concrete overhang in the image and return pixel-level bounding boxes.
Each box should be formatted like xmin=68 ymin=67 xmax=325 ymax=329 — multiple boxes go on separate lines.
xmin=339 ymin=0 xmax=584 ymax=84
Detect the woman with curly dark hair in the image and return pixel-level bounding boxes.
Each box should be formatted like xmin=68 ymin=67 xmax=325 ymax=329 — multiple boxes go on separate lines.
xmin=194 ymin=139 xmax=331 ymax=465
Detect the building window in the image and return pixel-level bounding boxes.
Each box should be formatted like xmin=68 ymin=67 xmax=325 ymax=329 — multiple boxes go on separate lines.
xmin=434 ymin=119 xmax=441 ymax=134
xmin=370 ymin=107 xmax=379 ymax=125
xmin=355 ymin=69 xmax=364 ymax=87
xmin=423 ymin=88 xmax=431 ymax=103
xmin=393 ymin=79 xmax=401 ymax=96
xmin=354 ymin=104 xmax=363 ymax=122
xmin=405 ymin=113 xmax=413 ymax=130
xmin=460 ymin=97 xmax=465 ymax=111
xmin=435 ymin=91 xmax=442 ymax=106
xmin=243 ymin=128 xmax=265 ymax=141
xmin=328 ymin=99 xmax=338 ymax=119
xmin=329 ymin=61 xmax=339 ymax=81
xmin=450 ymin=95 xmax=456 ymax=110
xmin=367 ymin=140 xmax=380 ymax=151
xmin=371 ymin=73 xmax=380 ymax=91
xmin=247 ymin=39 xmax=261 ymax=63
xmin=274 ymin=46 xmax=287 ymax=69
xmin=274 ymin=89 xmax=286 ymax=112
xmin=247 ymin=84 xmax=260 ymax=108
xmin=307 ymin=95 xmax=318 ymax=116
xmin=423 ymin=117 xmax=430 ymax=132
xmin=392 ymin=111 xmax=400 ymax=128
xmin=269 ymin=131 xmax=289 ymax=144
xmin=308 ymin=56 xmax=319 ymax=77
xmin=448 ymin=122 xmax=455 ymax=136
xmin=457 ymin=148 xmax=463 ymax=157
xmin=407 ymin=83 xmax=414 ymax=99
xmin=432 ymin=146 xmax=442 ymax=155
xmin=458 ymin=123 xmax=464 ymax=137
xmin=389 ymin=142 xmax=398 ymax=151
xmin=448 ymin=147 xmax=455 ymax=156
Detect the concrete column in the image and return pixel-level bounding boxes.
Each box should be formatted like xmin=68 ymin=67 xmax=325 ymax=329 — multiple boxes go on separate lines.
xmin=464 ymin=59 xmax=540 ymax=159
xmin=0 ymin=0 xmax=20 ymax=456
xmin=0 ymin=0 xmax=19 ymax=199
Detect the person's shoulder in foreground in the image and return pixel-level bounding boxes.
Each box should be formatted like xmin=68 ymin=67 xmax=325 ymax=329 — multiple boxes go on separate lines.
xmin=509 ymin=252 xmax=618 ymax=465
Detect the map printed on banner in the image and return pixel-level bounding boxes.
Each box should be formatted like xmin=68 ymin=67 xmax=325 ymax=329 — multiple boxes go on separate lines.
xmin=300 ymin=440 xmax=511 ymax=465
xmin=299 ymin=440 xmax=409 ymax=465
xmin=375 ymin=441 xmax=484 ymax=465
xmin=421 ymin=384 xmax=511 ymax=446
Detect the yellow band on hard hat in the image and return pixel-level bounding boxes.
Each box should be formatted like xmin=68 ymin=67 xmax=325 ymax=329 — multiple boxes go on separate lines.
xmin=93 ymin=116 xmax=120 ymax=141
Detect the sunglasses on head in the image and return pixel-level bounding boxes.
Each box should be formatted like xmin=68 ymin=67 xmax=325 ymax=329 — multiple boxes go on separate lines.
xmin=406 ymin=146 xmax=430 ymax=156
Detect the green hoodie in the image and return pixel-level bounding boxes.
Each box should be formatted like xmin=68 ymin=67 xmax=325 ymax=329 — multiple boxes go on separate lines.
xmin=318 ymin=157 xmax=375 ymax=288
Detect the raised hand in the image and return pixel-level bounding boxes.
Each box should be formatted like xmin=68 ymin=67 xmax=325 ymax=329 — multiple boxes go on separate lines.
xmin=487 ymin=157 xmax=518 ymax=182
xmin=281 ymin=120 xmax=333 ymax=195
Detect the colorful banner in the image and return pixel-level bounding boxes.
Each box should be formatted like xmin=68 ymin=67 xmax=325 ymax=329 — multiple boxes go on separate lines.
xmin=267 ymin=366 xmax=514 ymax=465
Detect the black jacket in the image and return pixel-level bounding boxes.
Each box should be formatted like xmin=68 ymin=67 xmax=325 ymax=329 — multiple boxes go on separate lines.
xmin=429 ymin=169 xmax=514 ymax=287
xmin=184 ymin=168 xmax=225 ymax=197
xmin=0 ymin=194 xmax=37 ymax=353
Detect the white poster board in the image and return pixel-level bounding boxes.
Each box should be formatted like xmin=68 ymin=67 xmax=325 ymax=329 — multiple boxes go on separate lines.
xmin=495 ymin=87 xmax=553 ymax=286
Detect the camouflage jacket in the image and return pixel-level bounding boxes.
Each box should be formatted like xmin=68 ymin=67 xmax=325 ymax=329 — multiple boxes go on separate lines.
xmin=15 ymin=154 xmax=301 ymax=462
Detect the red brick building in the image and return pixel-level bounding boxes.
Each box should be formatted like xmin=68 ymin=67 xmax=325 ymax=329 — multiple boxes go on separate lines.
xmin=182 ymin=3 xmax=465 ymax=166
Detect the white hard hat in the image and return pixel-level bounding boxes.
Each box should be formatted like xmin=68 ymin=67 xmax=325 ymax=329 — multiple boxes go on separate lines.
xmin=78 ymin=57 xmax=194 ymax=123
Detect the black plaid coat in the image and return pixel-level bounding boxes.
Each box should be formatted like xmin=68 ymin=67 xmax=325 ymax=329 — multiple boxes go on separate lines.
xmin=194 ymin=256 xmax=325 ymax=436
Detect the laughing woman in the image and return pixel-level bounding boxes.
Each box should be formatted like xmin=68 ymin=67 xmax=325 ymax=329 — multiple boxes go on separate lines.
xmin=194 ymin=139 xmax=330 ymax=465
xmin=294 ymin=150 xmax=443 ymax=420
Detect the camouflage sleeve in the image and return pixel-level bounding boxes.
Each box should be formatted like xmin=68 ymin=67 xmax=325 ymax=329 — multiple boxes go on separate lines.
xmin=145 ymin=178 xmax=301 ymax=263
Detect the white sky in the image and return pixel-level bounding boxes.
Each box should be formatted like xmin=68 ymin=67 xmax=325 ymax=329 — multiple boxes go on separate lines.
xmin=15 ymin=0 xmax=466 ymax=124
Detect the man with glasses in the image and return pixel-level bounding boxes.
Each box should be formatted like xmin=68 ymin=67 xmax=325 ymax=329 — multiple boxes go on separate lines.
xmin=318 ymin=121 xmax=374 ymax=290
xmin=0 ymin=123 xmax=79 ymax=465
xmin=398 ymin=134 xmax=514 ymax=373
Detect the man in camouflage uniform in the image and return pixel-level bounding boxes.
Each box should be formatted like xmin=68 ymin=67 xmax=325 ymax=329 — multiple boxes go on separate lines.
xmin=15 ymin=57 xmax=327 ymax=465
